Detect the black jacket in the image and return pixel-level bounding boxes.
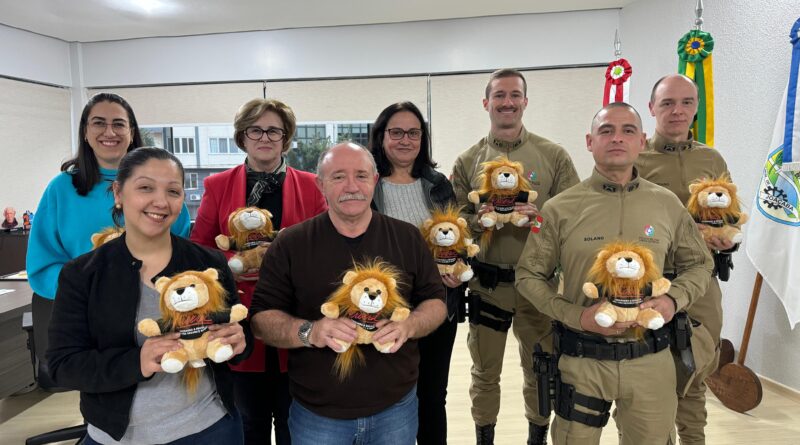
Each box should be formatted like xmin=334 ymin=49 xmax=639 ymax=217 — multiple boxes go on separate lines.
xmin=372 ymin=165 xmax=464 ymax=318
xmin=46 ymin=233 xmax=251 ymax=441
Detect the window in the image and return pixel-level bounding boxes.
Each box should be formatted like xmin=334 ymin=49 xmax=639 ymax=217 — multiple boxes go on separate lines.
xmin=209 ymin=137 xmax=237 ymax=154
xmin=336 ymin=123 xmax=371 ymax=147
xmin=295 ymin=125 xmax=327 ymax=149
xmin=185 ymin=172 xmax=199 ymax=190
xmin=172 ymin=137 xmax=195 ymax=154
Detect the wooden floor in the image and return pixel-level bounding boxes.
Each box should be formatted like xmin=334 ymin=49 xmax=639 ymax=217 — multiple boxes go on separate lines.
xmin=2 ymin=325 xmax=800 ymax=444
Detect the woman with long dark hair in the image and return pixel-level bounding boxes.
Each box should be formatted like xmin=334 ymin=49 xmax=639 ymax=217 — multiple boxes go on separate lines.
xmin=369 ymin=101 xmax=461 ymax=445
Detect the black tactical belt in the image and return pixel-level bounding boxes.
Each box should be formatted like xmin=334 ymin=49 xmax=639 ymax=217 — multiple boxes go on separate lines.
xmin=496 ymin=267 xmax=515 ymax=283
xmin=555 ymin=323 xmax=671 ymax=361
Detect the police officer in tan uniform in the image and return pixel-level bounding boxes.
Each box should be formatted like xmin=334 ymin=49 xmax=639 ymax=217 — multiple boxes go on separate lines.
xmin=516 ymin=102 xmax=713 ymax=445
xmin=636 ymin=74 xmax=734 ymax=445
xmin=451 ymin=69 xmax=579 ymax=445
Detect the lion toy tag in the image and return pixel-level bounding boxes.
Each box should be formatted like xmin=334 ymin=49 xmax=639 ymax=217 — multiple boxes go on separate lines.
xmin=467 ymin=156 xmax=538 ymax=230
xmin=214 ymin=207 xmax=277 ymax=274
xmin=138 ymin=268 xmax=248 ymax=391
xmin=687 ymin=175 xmax=748 ymax=245
xmin=90 ymin=226 xmax=124 ymax=249
xmin=582 ymin=241 xmax=671 ymax=331
xmin=421 ymin=206 xmax=480 ymax=282
xmin=320 ymin=261 xmax=411 ymax=379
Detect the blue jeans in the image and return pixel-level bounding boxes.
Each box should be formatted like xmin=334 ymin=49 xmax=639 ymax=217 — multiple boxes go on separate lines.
xmin=84 ymin=409 xmax=243 ymax=445
xmin=288 ymin=387 xmax=418 ymax=445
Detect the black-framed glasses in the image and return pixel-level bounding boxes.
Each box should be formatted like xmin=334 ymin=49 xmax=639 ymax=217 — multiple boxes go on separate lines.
xmin=88 ymin=120 xmax=131 ymax=135
xmin=386 ymin=128 xmax=423 ymax=141
xmin=245 ymin=126 xmax=286 ymax=142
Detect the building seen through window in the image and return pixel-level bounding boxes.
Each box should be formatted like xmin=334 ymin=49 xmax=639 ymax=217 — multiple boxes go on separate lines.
xmin=140 ymin=121 xmax=371 ymax=220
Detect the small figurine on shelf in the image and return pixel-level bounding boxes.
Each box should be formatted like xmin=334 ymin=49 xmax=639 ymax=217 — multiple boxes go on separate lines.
xmin=2 ymin=207 xmax=18 ymax=230
xmin=22 ymin=211 xmax=32 ymax=231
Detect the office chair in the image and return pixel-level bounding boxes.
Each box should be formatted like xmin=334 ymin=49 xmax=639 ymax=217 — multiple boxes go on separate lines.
xmin=22 ymin=293 xmax=87 ymax=445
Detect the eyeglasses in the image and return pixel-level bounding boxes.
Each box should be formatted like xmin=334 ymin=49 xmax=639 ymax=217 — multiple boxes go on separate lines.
xmin=386 ymin=128 xmax=423 ymax=141
xmin=88 ymin=120 xmax=131 ymax=135
xmin=245 ymin=126 xmax=287 ymax=142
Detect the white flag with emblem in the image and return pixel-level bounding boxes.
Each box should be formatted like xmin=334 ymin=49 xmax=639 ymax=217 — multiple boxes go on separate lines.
xmin=746 ymin=18 xmax=800 ymax=328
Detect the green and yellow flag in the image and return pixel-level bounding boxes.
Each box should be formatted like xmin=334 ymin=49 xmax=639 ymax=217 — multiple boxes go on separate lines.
xmin=678 ymin=30 xmax=715 ymax=146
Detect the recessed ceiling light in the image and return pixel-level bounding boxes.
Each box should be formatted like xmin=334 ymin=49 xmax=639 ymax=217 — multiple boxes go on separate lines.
xmin=108 ymin=0 xmax=180 ymax=15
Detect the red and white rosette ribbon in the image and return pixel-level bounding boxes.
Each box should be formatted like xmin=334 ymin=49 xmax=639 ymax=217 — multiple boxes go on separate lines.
xmin=603 ymin=58 xmax=633 ymax=106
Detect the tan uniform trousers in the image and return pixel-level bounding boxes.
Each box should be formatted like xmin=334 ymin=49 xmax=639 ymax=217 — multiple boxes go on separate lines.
xmin=554 ymin=348 xmax=678 ymax=445
xmin=468 ymin=280 xmax=552 ymax=426
xmin=676 ymin=277 xmax=723 ymax=445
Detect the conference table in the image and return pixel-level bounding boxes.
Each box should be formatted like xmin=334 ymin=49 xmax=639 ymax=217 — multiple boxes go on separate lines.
xmin=0 ymin=279 xmax=35 ymax=399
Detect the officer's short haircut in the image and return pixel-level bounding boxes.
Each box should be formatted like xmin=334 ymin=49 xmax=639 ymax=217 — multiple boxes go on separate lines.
xmin=649 ymin=74 xmax=699 ymax=104
xmin=485 ymin=69 xmax=528 ymax=99
xmin=591 ymin=102 xmax=643 ymax=132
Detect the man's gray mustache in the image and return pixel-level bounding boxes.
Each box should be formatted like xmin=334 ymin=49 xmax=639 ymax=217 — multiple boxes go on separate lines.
xmin=338 ymin=193 xmax=367 ymax=202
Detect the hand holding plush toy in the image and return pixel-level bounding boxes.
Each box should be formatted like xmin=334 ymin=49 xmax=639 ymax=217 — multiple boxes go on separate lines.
xmin=582 ymin=241 xmax=671 ymax=331
xmin=421 ymin=206 xmax=480 ymax=282
xmin=320 ymin=260 xmax=410 ymax=379
xmin=214 ymin=207 xmax=277 ymax=274
xmin=467 ymin=156 xmax=538 ymax=230
xmin=687 ymin=175 xmax=748 ymax=246
xmin=137 ymin=268 xmax=248 ymax=392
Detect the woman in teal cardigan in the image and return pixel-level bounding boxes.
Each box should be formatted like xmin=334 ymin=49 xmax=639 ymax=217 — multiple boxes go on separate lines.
xmin=26 ymin=93 xmax=191 ymax=348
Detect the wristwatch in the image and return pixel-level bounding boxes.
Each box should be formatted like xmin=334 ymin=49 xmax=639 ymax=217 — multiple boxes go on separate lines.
xmin=298 ymin=320 xmax=314 ymax=348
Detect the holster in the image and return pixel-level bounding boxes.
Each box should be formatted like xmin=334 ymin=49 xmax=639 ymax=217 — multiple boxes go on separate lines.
xmin=467 ymin=291 xmax=513 ymax=332
xmin=670 ymin=311 xmax=697 ymax=395
xmin=713 ymin=252 xmax=734 ymax=281
xmin=474 ymin=261 xmax=499 ymax=290
xmin=533 ymin=343 xmax=558 ymax=418
xmin=457 ymin=289 xmax=468 ymax=323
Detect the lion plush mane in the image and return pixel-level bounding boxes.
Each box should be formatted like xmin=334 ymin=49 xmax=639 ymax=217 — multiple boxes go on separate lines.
xmin=320 ymin=260 xmax=410 ymax=379
xmin=467 ymin=157 xmax=538 ymax=245
xmin=583 ymin=241 xmax=671 ymax=332
xmin=421 ymin=206 xmax=480 ymax=282
xmin=138 ymin=268 xmax=247 ymax=393
xmin=686 ymin=175 xmax=748 ymax=245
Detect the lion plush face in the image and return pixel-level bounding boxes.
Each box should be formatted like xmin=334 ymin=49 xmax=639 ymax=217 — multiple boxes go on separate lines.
xmin=422 ymin=207 xmax=471 ymax=250
xmin=475 ymin=157 xmax=530 ymax=195
xmin=605 ymin=250 xmax=646 ymax=280
xmin=155 ymin=268 xmax=226 ymax=316
xmin=349 ymin=276 xmax=394 ymax=314
xmin=230 ymin=207 xmax=273 ymax=232
xmin=326 ymin=261 xmax=408 ymax=318
xmin=588 ymin=241 xmax=660 ymax=292
xmin=687 ymin=175 xmax=742 ymax=220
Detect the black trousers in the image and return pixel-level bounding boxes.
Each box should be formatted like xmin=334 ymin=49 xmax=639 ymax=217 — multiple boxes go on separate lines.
xmin=232 ymin=346 xmax=292 ymax=445
xmin=416 ymin=316 xmax=459 ymax=445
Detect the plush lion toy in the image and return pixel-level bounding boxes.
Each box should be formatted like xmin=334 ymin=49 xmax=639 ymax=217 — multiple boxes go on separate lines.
xmin=687 ymin=175 xmax=748 ymax=245
xmin=467 ymin=156 xmax=538 ymax=230
xmin=421 ymin=206 xmax=480 ymax=282
xmin=320 ymin=260 xmax=411 ymax=379
xmin=90 ymin=227 xmax=124 ymax=249
xmin=582 ymin=241 xmax=671 ymax=331
xmin=215 ymin=207 xmax=277 ymax=274
xmin=138 ymin=268 xmax=248 ymax=392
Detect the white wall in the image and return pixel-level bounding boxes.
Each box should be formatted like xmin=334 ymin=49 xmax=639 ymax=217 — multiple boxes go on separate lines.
xmin=0 ymin=24 xmax=71 ymax=87
xmin=80 ymin=10 xmax=618 ymax=87
xmin=622 ymin=0 xmax=800 ymax=390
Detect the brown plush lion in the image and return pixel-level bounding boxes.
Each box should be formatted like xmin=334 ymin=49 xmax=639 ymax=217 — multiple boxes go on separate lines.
xmin=687 ymin=175 xmax=748 ymax=245
xmin=467 ymin=156 xmax=538 ymax=230
xmin=582 ymin=241 xmax=671 ymax=331
xmin=90 ymin=226 xmax=124 ymax=249
xmin=320 ymin=260 xmax=411 ymax=379
xmin=138 ymin=268 xmax=248 ymax=392
xmin=421 ymin=206 xmax=480 ymax=282
xmin=215 ymin=207 xmax=277 ymax=274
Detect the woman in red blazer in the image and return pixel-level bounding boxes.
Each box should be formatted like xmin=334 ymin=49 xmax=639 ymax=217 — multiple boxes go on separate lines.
xmin=191 ymin=98 xmax=327 ymax=445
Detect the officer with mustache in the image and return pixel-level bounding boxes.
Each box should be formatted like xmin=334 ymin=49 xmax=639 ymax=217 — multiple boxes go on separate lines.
xmin=451 ymin=69 xmax=580 ymax=445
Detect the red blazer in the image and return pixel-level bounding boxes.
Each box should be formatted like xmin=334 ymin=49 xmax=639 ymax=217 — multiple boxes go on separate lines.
xmin=191 ymin=164 xmax=327 ymax=372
